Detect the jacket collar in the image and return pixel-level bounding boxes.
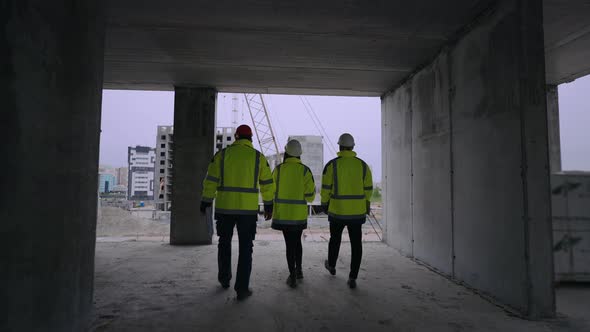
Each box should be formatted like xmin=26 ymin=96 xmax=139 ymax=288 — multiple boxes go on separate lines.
xmin=284 ymin=157 xmax=302 ymax=164
xmin=232 ymin=139 xmax=254 ymax=148
xmin=337 ymin=150 xmax=357 ymax=158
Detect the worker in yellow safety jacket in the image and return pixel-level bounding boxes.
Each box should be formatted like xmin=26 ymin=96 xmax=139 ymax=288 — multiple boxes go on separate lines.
xmin=321 ymin=133 xmax=373 ymax=289
xmin=200 ymin=124 xmax=274 ymax=300
xmin=270 ymin=139 xmax=316 ymax=288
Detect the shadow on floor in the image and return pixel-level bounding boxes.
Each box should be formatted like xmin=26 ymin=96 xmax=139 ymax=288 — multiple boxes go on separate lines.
xmin=91 ymin=241 xmax=588 ymax=332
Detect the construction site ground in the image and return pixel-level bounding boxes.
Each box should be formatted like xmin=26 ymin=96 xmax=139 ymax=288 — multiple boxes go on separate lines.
xmin=97 ymin=206 xmax=384 ymax=242
xmin=91 ymin=240 xmax=589 ymax=332
xmin=94 ymin=207 xmax=589 ymax=332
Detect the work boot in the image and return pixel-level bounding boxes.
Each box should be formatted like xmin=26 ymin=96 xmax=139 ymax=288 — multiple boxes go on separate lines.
xmin=218 ymin=276 xmax=231 ymax=289
xmin=218 ymin=273 xmax=231 ymax=289
xmin=236 ymin=289 xmax=253 ymax=301
xmin=296 ymin=268 xmax=304 ymax=280
xmin=347 ymin=278 xmax=357 ymax=289
xmin=324 ymin=260 xmax=336 ymax=276
xmin=286 ymin=274 xmax=297 ymax=288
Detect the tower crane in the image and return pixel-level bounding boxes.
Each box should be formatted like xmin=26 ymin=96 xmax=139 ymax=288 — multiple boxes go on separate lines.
xmin=243 ymin=94 xmax=281 ymax=166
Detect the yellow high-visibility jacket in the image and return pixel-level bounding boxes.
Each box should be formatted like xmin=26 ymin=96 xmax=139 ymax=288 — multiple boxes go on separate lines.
xmin=201 ymin=139 xmax=274 ymax=215
xmin=272 ymin=157 xmax=316 ymax=226
xmin=321 ymin=150 xmax=373 ymax=222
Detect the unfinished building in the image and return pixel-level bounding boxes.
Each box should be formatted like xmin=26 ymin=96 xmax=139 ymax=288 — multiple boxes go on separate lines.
xmin=3 ymin=0 xmax=590 ymax=330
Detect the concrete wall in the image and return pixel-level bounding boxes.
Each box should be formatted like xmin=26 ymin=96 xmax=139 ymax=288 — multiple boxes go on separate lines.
xmin=0 ymin=1 xmax=105 ymax=330
xmin=552 ymin=172 xmax=590 ymax=282
xmin=410 ymin=53 xmax=454 ymax=276
xmin=382 ymin=0 xmax=554 ymax=317
xmin=382 ymin=84 xmax=413 ymax=255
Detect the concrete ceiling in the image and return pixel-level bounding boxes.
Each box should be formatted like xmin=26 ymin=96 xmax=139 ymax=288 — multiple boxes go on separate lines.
xmin=103 ymin=0 xmax=590 ymax=95
xmin=544 ymin=0 xmax=590 ymax=85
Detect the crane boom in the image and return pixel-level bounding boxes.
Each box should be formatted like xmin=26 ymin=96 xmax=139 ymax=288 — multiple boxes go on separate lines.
xmin=243 ymin=94 xmax=281 ymax=166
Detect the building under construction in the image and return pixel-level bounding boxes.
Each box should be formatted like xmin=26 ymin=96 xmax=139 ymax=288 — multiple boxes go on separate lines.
xmin=288 ymin=135 xmax=324 ymax=195
xmin=155 ymin=126 xmax=174 ymax=211
xmin=156 ymin=123 xmax=325 ymax=210
xmin=155 ymin=125 xmax=236 ymax=211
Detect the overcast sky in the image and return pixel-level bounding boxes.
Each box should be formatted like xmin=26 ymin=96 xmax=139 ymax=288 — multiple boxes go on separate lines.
xmin=99 ymin=92 xmax=382 ymax=179
xmin=99 ymin=75 xmax=590 ymax=180
xmin=558 ymin=74 xmax=590 ymax=171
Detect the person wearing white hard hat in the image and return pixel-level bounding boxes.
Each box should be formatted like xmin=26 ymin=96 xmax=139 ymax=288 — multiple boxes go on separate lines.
xmin=271 ymin=139 xmax=316 ymax=288
xmin=321 ymin=133 xmax=373 ymax=289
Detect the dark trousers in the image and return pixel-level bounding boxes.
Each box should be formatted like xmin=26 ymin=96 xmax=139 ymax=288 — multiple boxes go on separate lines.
xmin=282 ymin=229 xmax=303 ymax=274
xmin=328 ymin=222 xmax=362 ymax=279
xmin=216 ymin=215 xmax=257 ymax=292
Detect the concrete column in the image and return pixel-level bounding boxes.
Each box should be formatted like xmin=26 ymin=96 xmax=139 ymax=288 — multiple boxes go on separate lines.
xmin=0 ymin=1 xmax=105 ymax=331
xmin=512 ymin=0 xmax=555 ymax=318
xmin=382 ymin=0 xmax=554 ymax=318
xmin=170 ymin=87 xmax=216 ymax=245
xmin=546 ymin=85 xmax=561 ymax=172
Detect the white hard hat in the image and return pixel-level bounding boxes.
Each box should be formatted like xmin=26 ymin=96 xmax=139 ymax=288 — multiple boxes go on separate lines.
xmin=337 ymin=133 xmax=355 ymax=148
xmin=285 ymin=139 xmax=303 ymax=157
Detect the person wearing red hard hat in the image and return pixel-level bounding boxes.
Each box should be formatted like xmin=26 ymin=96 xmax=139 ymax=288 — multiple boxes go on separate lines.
xmin=200 ymin=124 xmax=275 ymax=301
xmin=234 ymin=124 xmax=252 ymax=137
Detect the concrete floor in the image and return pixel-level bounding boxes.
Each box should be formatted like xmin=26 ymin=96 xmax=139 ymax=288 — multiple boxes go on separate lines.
xmin=92 ymin=240 xmax=588 ymax=332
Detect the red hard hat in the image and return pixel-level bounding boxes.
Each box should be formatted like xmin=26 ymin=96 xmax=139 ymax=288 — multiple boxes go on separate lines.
xmin=235 ymin=124 xmax=253 ymax=137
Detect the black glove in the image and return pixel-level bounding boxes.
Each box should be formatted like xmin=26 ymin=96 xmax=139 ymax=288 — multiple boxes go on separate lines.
xmin=321 ymin=204 xmax=329 ymax=214
xmin=200 ymin=201 xmax=212 ymax=214
xmin=366 ymin=201 xmax=371 ymax=216
xmin=264 ymin=204 xmax=273 ymax=220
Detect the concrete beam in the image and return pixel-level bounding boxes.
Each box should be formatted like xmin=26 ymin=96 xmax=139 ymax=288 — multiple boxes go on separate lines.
xmin=382 ymin=0 xmax=554 ymax=318
xmin=170 ymin=87 xmax=216 ymax=245
xmin=0 ymin=1 xmax=105 ymax=330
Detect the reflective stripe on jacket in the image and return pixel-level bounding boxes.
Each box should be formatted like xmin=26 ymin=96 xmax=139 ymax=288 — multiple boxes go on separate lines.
xmin=201 ymin=139 xmax=274 ymax=215
xmin=321 ymin=150 xmax=373 ymax=220
xmin=272 ymin=157 xmax=316 ymax=225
